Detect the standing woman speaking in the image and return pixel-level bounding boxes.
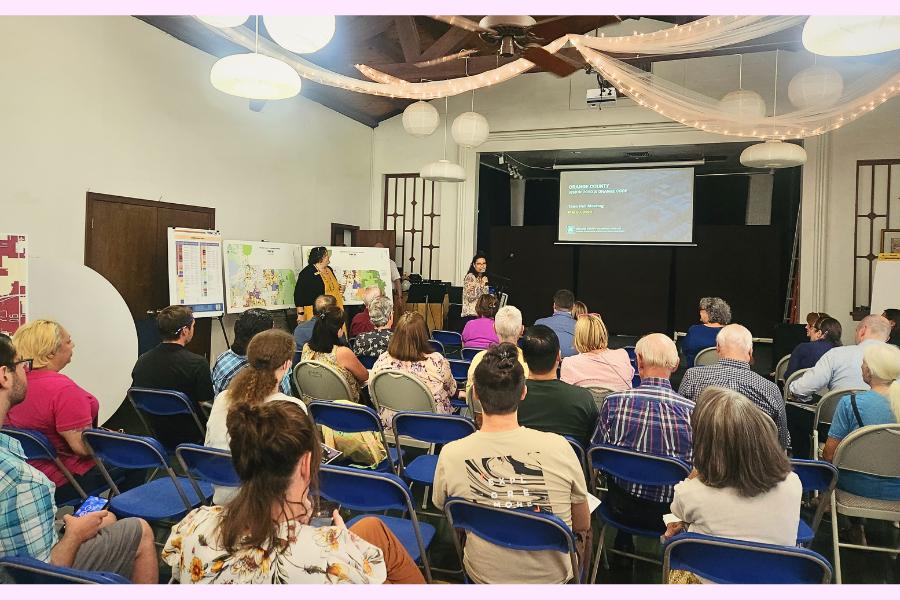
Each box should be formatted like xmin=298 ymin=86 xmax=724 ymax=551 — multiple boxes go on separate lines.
xmin=462 ymin=253 xmax=490 ymax=324
xmin=294 ymin=247 xmax=344 ymax=322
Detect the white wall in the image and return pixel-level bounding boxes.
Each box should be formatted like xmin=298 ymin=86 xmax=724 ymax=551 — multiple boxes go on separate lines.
xmin=0 ymin=17 xmax=374 ymax=359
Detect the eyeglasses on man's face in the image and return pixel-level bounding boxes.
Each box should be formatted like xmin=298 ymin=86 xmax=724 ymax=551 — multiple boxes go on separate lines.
xmin=12 ymin=358 xmax=33 ymax=373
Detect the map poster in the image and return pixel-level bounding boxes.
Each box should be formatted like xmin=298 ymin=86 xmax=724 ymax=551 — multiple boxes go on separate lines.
xmin=224 ymin=240 xmax=300 ymax=313
xmin=167 ymin=228 xmax=225 ymax=318
xmin=0 ymin=234 xmax=27 ymax=336
xmin=299 ymin=246 xmax=391 ymax=306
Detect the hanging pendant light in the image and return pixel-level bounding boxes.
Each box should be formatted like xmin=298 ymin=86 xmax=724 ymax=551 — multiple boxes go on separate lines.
xmin=803 ymin=16 xmax=900 ymax=57
xmin=197 ymin=15 xmax=249 ymax=28
xmin=720 ymin=56 xmax=766 ymax=121
xmin=402 ymin=101 xmax=440 ymax=138
xmin=263 ymin=16 xmax=336 ymax=54
xmin=788 ymin=65 xmax=843 ymax=110
xmin=421 ymin=97 xmax=466 ymax=182
xmin=451 ymin=73 xmax=489 ymax=148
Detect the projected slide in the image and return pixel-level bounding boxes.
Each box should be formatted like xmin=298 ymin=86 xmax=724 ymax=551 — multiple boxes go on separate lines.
xmin=558 ymin=168 xmax=694 ymax=244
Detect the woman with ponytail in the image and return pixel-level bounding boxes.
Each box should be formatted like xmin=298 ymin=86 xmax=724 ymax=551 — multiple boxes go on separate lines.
xmin=205 ymin=329 xmax=305 ymax=504
xmin=164 ymin=401 xmax=425 ymax=584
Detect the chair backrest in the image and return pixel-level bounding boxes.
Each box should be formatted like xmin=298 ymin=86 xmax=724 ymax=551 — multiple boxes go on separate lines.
xmin=357 ymin=354 xmax=377 ymax=369
xmin=694 ymin=347 xmax=718 ymax=366
xmin=588 ymin=444 xmax=691 ymax=488
xmin=565 ymin=436 xmax=587 ymax=477
xmin=465 ymin=383 xmax=483 ymax=415
xmin=127 ymin=387 xmax=206 ymax=443
xmin=370 ymin=369 xmax=437 ymax=414
xmin=392 ymin=412 xmax=476 ymax=446
xmin=293 ymin=360 xmax=353 ymax=401
xmin=432 ymin=330 xmax=463 ymax=347
xmin=319 ymin=464 xmax=414 ymax=512
xmin=774 ymin=354 xmax=791 ymax=383
xmin=443 ymin=497 xmax=580 ymax=583
xmin=307 ymin=400 xmax=385 ymax=435
xmin=623 ymin=346 xmax=637 ymax=362
xmin=814 ymin=388 xmax=867 ymax=427
xmin=791 ymin=458 xmax=839 ymax=538
xmin=447 ymin=359 xmax=471 ymax=381
xmin=832 ymin=423 xmax=900 ymax=478
xmin=0 ymin=556 xmax=131 ymax=584
xmin=461 ymin=347 xmax=482 ymax=361
xmin=429 ymin=340 xmax=445 ymax=355
xmin=582 ymin=385 xmax=616 ymax=412
xmin=176 ymin=444 xmax=241 ymax=487
xmin=663 ymin=532 xmax=832 ymax=584
xmin=783 ymin=368 xmax=809 ymax=400
xmin=0 ymin=427 xmax=87 ymax=501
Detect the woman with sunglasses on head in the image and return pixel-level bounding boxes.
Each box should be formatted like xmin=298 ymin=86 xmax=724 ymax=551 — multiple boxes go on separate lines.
xmin=560 ymin=313 xmax=634 ymax=391
xmin=294 ymin=247 xmax=345 ymax=323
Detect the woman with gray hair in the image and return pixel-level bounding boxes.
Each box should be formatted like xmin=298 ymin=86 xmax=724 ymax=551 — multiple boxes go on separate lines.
xmin=683 ymin=297 xmax=732 ymax=367
xmin=350 ymin=296 xmax=394 ymax=357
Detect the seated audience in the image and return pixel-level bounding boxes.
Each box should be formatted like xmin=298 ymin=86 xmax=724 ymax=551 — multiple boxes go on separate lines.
xmin=432 ymin=343 xmax=590 ymax=584
xmin=350 ymin=285 xmax=383 ymax=338
xmin=6 ymin=320 xmax=143 ymax=504
xmin=465 ymin=305 xmax=529 ymax=401
xmin=351 ymin=296 xmax=394 ymax=357
xmin=212 ymin=308 xmax=290 ymax=398
xmin=883 ymin=308 xmax=900 ymax=347
xmin=0 ymin=334 xmax=157 ymax=583
xmin=679 ymin=324 xmax=790 ymax=449
xmin=461 ymin=294 xmax=501 ymax=348
xmin=164 ymin=400 xmax=425 ymax=584
xmin=783 ymin=316 xmax=842 ymax=380
xmin=822 ymin=343 xmax=900 ymax=546
xmin=206 ymin=329 xmax=306 ymax=505
xmin=682 ymin=297 xmax=731 ymax=367
xmin=534 ymin=289 xmax=578 ymax=359
xmin=560 ymin=313 xmax=634 ymax=390
xmin=300 ymin=307 xmax=368 ymax=403
xmin=570 ymin=301 xmax=588 ymax=319
xmin=371 ymin=312 xmax=456 ymax=424
xmin=789 ymin=315 xmax=893 ymax=401
xmin=591 ymin=333 xmax=694 ymax=559
xmin=517 ymin=325 xmax=598 ymax=448
xmin=293 ymin=294 xmax=337 ymax=353
xmin=664 ymin=387 xmax=801 ymax=584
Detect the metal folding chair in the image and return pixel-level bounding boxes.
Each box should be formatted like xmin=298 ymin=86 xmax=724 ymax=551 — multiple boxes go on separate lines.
xmin=447 ymin=359 xmax=471 ymax=413
xmin=565 ymin=436 xmax=589 ymax=483
xmin=319 ymin=464 xmax=436 ymax=583
xmin=0 ymin=556 xmax=131 ymax=584
xmin=443 ymin=497 xmax=582 ymax=584
xmin=812 ymin=388 xmax=867 ymax=459
xmin=783 ymin=367 xmax=809 ymax=401
xmin=293 ymin=360 xmax=354 ymax=402
xmin=774 ymin=354 xmax=791 ymax=383
xmin=830 ymin=423 xmax=900 ymax=584
xmin=307 ymin=401 xmax=402 ymax=474
xmin=175 ymin=444 xmax=241 ymax=506
xmin=432 ymin=330 xmax=463 ymax=355
xmin=428 ymin=339 xmax=445 ymax=355
xmin=693 ymin=347 xmax=718 ymax=366
xmin=662 ymin=532 xmax=833 ymax=584
xmin=791 ymin=458 xmax=838 ymax=545
xmin=81 ymin=429 xmax=212 ymax=523
xmin=1 ymin=426 xmax=92 ymax=506
xmin=587 ymin=444 xmax=691 ymax=580
xmin=582 ymin=384 xmax=617 ymax=412
xmin=126 ymin=387 xmax=206 ymax=452
xmin=460 ymin=347 xmax=482 ymax=361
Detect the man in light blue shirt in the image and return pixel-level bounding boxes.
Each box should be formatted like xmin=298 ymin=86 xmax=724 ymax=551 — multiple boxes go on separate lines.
xmin=534 ymin=289 xmax=578 ymax=359
xmin=789 ymin=315 xmax=893 ymax=401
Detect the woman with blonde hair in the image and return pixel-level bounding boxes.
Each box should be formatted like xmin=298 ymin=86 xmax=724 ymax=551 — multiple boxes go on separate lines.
xmin=559 ymin=313 xmax=634 ymax=390
xmin=5 ymin=319 xmax=144 ymax=503
xmin=570 ymin=301 xmax=588 ymax=319
xmin=205 ymin=328 xmax=306 ymax=504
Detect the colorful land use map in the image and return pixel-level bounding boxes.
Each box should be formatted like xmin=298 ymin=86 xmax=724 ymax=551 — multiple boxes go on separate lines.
xmin=225 ymin=241 xmax=299 ymax=313
xmin=0 ymin=234 xmax=27 ymax=336
xmin=300 ymin=246 xmax=392 ymax=305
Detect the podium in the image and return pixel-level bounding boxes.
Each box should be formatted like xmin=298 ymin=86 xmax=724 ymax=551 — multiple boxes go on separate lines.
xmin=404 ymin=283 xmax=449 ymax=332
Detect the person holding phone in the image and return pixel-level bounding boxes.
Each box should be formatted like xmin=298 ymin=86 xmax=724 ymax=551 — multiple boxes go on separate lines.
xmin=461 ymin=253 xmax=490 ymax=324
xmin=164 ymin=400 xmax=425 ymax=584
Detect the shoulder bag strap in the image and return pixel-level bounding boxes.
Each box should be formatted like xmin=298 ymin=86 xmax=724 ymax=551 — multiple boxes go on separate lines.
xmin=850 ymin=393 xmax=864 ymax=428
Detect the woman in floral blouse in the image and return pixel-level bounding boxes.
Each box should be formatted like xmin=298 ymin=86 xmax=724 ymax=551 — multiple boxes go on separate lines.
xmin=371 ymin=312 xmax=457 ymax=427
xmin=163 ymin=400 xmax=425 ymax=584
xmin=461 ymin=253 xmax=490 ymax=321
xmin=350 ymin=296 xmax=394 ymax=358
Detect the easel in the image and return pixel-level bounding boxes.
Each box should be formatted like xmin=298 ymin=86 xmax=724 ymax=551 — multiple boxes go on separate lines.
xmin=216 ymin=315 xmax=230 ymax=350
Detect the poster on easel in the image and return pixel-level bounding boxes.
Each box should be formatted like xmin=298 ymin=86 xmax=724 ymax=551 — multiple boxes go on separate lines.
xmin=299 ymin=246 xmax=391 ymax=305
xmin=224 ymin=240 xmax=301 ymax=313
xmin=0 ymin=234 xmax=27 ymax=336
xmin=167 ymin=228 xmax=225 ymax=317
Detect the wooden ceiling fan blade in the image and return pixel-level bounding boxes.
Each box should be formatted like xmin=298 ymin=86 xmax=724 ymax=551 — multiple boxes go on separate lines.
xmin=521 ymin=47 xmax=581 ymax=77
xmin=414 ymin=49 xmax=479 ymax=68
xmin=530 ymin=15 xmax=622 ymax=41
xmin=428 ymin=15 xmax=495 ymax=34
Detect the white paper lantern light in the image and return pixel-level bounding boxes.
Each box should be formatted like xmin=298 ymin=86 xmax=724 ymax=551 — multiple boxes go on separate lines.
xmin=740 ymin=140 xmax=807 ymax=169
xmin=788 ymin=66 xmax=844 ymax=110
xmin=420 ymin=160 xmax=466 ymax=182
xmin=263 ymin=16 xmax=336 ymax=54
xmin=451 ymin=112 xmax=490 ymax=148
xmin=210 ymin=54 xmax=302 ymax=100
xmin=197 ymin=15 xmax=249 ymax=28
xmin=402 ymin=101 xmax=440 ymax=138
xmin=720 ymin=90 xmax=767 ymax=121
xmin=803 ymin=16 xmax=900 ymax=57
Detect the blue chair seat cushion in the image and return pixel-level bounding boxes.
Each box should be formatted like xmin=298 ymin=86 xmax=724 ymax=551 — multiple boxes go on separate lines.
xmin=597 ymin=503 xmax=665 ymax=537
xmin=450 ymin=398 xmax=467 ymax=409
xmin=346 ymin=515 xmax=436 ymax=564
xmin=108 ymin=477 xmax=212 ymax=521
xmin=404 ymin=455 xmax=438 ymax=486
xmin=796 ymin=520 xmax=814 ymax=545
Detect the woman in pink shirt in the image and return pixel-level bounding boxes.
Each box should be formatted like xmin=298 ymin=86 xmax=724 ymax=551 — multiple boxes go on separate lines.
xmin=560 ymin=314 xmax=634 ymax=391
xmin=7 ymin=319 xmax=143 ymax=503
xmin=461 ymin=294 xmax=500 ymax=348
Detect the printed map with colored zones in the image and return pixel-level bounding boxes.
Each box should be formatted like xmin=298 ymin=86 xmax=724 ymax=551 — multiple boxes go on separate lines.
xmin=0 ymin=235 xmax=26 ymax=336
xmin=342 ymin=269 xmax=386 ymax=303
xmin=226 ymin=243 xmax=297 ymax=310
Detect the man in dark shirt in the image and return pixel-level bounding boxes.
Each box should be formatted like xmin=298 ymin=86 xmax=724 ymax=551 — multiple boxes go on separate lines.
xmin=517 ymin=325 xmax=598 ymax=448
xmin=131 ymin=306 xmax=213 ymax=447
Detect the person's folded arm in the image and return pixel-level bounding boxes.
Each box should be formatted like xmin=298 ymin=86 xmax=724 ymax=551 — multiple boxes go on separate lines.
xmin=58 ymin=427 xmax=92 ymax=457
xmin=789 ymin=353 xmax=833 ymax=399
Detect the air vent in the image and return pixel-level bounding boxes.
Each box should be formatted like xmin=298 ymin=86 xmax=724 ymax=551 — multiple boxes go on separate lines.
xmin=703 ymin=155 xmax=729 ymax=163
xmin=623 ymin=151 xmax=651 ymax=159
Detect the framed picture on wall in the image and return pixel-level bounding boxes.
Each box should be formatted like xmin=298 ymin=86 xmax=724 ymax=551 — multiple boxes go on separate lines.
xmin=882 ymin=229 xmax=900 ymax=253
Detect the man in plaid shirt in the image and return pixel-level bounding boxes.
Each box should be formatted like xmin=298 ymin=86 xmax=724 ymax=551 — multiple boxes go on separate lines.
xmin=591 ymin=333 xmax=694 ymax=560
xmin=0 ymin=334 xmax=156 ymax=582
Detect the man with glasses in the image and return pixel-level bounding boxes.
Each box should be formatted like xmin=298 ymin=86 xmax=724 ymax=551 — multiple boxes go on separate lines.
xmin=0 ymin=334 xmax=157 ymax=582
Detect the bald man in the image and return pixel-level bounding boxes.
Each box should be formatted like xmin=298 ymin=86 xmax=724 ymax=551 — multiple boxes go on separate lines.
xmin=679 ymin=324 xmax=790 ymax=449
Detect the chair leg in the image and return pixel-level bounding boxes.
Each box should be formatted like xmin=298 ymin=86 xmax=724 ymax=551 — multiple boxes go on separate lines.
xmin=591 ymin=523 xmax=607 ymax=583
xmin=831 ymin=492 xmax=842 ymax=584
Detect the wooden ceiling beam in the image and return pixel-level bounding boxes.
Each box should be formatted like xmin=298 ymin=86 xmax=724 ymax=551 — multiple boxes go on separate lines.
xmin=394 ymin=17 xmax=422 ymax=62
xmin=344 ymin=15 xmax=395 ymax=44
xmin=418 ymin=26 xmax=472 ymax=62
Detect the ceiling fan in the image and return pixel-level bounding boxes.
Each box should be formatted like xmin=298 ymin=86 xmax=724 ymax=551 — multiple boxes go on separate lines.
xmin=422 ymin=15 xmax=621 ymax=76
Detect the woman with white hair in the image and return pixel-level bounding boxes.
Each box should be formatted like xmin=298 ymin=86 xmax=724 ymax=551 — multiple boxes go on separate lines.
xmin=350 ymin=296 xmax=394 ymax=358
xmin=683 ymin=297 xmax=731 ymax=367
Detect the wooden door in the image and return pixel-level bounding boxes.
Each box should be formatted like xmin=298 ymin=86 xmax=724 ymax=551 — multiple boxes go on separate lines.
xmin=84 ymin=193 xmax=216 ymax=360
xmin=356 ymin=229 xmax=397 ymax=261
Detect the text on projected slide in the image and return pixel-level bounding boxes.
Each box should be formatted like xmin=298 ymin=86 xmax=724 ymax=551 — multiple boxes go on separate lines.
xmin=558 ymin=168 xmax=694 ymax=243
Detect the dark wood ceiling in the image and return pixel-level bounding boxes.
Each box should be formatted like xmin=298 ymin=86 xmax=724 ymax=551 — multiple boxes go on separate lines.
xmin=137 ymin=16 xmax=805 ymax=128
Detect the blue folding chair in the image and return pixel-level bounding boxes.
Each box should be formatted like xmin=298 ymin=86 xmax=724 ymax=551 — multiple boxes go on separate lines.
xmin=443 ymin=497 xmax=582 ymax=584
xmin=307 ymin=401 xmax=403 ymax=474
xmin=428 ymin=339 xmax=445 ymax=355
xmin=447 ymin=359 xmax=471 ymax=412
xmin=460 ymin=347 xmax=482 ymax=361
xmin=319 ymin=464 xmax=436 ymax=583
xmin=126 ymin=387 xmax=206 ymax=452
xmin=565 ymin=436 xmax=588 ymax=482
xmin=81 ymin=429 xmax=212 ymax=523
xmin=0 ymin=556 xmax=131 ymax=584
xmin=432 ymin=330 xmax=463 ymax=357
xmin=623 ymin=346 xmax=637 ymax=362
xmin=791 ymin=459 xmax=838 ymax=546
xmin=357 ymin=354 xmax=377 ymax=369
xmin=175 ymin=444 xmax=242 ymax=505
xmin=662 ymin=532 xmax=833 ymax=584
xmin=587 ymin=444 xmax=691 ymax=580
